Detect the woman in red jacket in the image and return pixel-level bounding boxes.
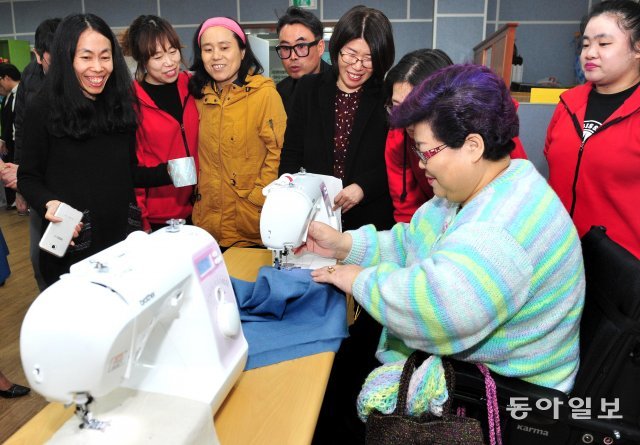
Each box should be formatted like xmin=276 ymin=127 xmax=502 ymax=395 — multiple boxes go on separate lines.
xmin=122 ymin=15 xmax=199 ymax=232
xmin=385 ymin=49 xmax=528 ymax=222
xmin=545 ymin=0 xmax=640 ymax=258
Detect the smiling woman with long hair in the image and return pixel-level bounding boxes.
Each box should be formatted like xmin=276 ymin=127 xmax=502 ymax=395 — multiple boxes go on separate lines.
xmin=18 ymin=13 xmax=172 ymax=287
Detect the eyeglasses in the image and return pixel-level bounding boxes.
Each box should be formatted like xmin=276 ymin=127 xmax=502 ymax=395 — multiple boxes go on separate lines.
xmin=339 ymin=51 xmax=373 ymax=69
xmin=384 ymin=104 xmax=395 ymax=115
xmin=411 ymin=143 xmax=448 ymax=163
xmin=275 ymin=39 xmax=321 ymax=59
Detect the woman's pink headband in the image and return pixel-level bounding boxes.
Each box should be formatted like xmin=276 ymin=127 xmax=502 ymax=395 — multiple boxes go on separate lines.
xmin=198 ymin=17 xmax=246 ymax=46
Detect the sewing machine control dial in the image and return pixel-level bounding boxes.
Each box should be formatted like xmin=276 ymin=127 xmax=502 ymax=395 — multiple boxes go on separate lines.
xmin=215 ymin=286 xmax=241 ymax=337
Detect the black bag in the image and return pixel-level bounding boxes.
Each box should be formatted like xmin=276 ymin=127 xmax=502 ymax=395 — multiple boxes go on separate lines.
xmin=365 ymin=351 xmax=486 ymax=445
xmin=572 ymin=226 xmax=640 ymax=426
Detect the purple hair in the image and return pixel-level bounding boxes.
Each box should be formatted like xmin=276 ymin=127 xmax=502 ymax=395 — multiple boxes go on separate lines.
xmin=390 ymin=64 xmax=519 ymax=160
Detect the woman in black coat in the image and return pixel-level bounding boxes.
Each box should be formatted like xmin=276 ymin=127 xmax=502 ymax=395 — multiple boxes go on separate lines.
xmin=279 ymin=6 xmax=398 ymax=444
xmin=278 ymin=6 xmax=395 ymax=231
xmin=18 ymin=14 xmax=171 ymax=286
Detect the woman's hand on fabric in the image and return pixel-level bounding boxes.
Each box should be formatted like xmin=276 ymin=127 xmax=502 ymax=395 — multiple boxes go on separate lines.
xmin=333 ymin=183 xmax=364 ymax=213
xmin=294 ymin=221 xmax=352 ymax=261
xmin=311 ymin=264 xmax=363 ymax=294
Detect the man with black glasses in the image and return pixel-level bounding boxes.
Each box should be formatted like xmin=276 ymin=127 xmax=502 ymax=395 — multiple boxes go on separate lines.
xmin=275 ymin=6 xmax=330 ymax=114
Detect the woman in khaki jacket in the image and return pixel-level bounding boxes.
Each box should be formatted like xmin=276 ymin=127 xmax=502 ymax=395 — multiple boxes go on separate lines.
xmin=189 ymin=17 xmax=286 ymax=249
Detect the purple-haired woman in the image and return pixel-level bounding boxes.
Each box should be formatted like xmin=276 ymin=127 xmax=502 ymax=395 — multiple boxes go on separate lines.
xmin=300 ymin=64 xmax=585 ymax=442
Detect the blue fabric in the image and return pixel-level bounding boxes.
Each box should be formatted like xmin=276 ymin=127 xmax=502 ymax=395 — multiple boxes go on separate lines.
xmin=0 ymin=228 xmax=10 ymax=283
xmin=232 ymin=266 xmax=348 ymax=370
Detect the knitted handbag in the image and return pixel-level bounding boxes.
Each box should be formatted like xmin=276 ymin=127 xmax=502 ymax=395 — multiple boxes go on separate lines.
xmin=365 ymin=351 xmax=501 ymax=445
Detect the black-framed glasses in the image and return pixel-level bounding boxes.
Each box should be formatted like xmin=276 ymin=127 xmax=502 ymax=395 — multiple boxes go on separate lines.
xmin=411 ymin=143 xmax=448 ymax=163
xmin=339 ymin=51 xmax=373 ymax=69
xmin=275 ymin=39 xmax=321 ymax=59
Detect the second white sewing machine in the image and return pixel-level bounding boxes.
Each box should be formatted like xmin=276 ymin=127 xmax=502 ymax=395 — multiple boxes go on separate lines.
xmin=260 ymin=171 xmax=342 ymax=269
xmin=20 ymin=223 xmax=247 ymax=444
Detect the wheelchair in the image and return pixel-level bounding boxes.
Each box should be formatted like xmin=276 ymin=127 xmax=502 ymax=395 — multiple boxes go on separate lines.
xmin=451 ymin=226 xmax=640 ymax=445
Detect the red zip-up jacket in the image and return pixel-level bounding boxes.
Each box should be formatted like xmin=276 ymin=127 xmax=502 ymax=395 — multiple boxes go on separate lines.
xmin=134 ymin=71 xmax=199 ymax=231
xmin=386 ymin=101 xmax=528 ymax=223
xmin=545 ymin=82 xmax=640 ymax=258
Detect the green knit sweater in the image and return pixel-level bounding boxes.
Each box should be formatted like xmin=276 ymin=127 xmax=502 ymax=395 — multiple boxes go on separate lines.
xmin=345 ymin=160 xmax=585 ymax=392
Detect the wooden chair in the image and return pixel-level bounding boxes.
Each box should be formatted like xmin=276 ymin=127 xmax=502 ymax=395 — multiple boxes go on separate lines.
xmin=473 ymin=23 xmax=518 ymax=89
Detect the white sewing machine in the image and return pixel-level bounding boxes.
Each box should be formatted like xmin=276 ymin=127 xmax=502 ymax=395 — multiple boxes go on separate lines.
xmin=260 ymin=171 xmax=342 ymax=269
xmin=20 ymin=222 xmax=247 ymax=444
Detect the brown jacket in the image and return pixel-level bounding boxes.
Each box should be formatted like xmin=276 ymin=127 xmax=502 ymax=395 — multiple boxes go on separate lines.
xmin=193 ymin=74 xmax=286 ymax=247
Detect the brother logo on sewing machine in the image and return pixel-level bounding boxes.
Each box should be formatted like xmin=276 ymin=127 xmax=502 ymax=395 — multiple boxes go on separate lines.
xmin=139 ymin=292 xmax=156 ymax=306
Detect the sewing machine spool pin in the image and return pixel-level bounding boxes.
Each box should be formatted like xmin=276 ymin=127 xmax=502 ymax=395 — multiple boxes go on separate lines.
xmin=89 ymin=260 xmax=109 ymax=273
xmin=165 ymin=219 xmax=186 ymax=233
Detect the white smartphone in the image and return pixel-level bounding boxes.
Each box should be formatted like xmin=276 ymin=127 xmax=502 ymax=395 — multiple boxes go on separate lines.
xmin=39 ymin=203 xmax=84 ymax=258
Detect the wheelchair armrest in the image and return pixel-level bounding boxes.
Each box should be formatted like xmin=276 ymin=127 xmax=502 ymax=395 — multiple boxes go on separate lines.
xmin=450 ymin=359 xmax=567 ymax=418
xmin=450 ymin=360 xmax=640 ymax=442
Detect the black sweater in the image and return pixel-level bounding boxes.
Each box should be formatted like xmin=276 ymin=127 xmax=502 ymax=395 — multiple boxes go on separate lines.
xmin=18 ymin=94 xmax=171 ymax=285
xmin=279 ymin=70 xmax=394 ymax=231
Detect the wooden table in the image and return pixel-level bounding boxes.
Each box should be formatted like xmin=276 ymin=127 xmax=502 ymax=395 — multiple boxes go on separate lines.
xmin=214 ymin=248 xmax=334 ymax=445
xmin=6 ymin=247 xmax=334 ymax=445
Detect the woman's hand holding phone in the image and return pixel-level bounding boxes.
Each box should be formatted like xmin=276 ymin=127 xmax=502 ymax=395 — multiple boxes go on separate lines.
xmin=39 ymin=202 xmax=84 ymax=257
